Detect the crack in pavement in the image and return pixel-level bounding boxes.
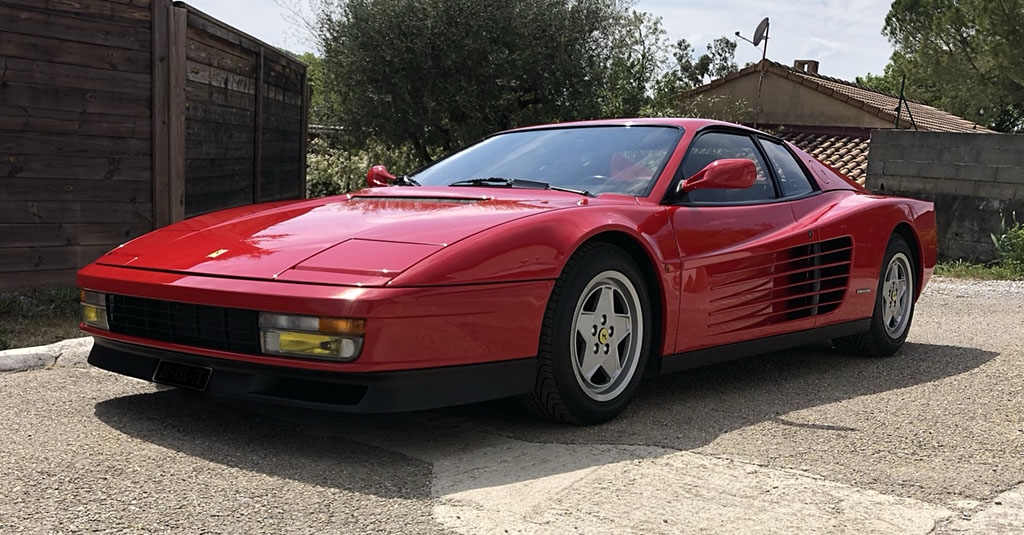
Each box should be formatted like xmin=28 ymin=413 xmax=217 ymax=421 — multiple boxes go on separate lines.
xmin=930 ymin=482 xmax=1024 ymax=535
xmin=309 ymin=418 xmax=954 ymax=535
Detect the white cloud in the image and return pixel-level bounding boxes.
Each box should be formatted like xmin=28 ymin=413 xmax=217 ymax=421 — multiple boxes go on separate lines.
xmin=637 ymin=0 xmax=894 ymax=80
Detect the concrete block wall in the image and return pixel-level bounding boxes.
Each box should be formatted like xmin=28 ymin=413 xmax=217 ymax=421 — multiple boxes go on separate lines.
xmin=866 ymin=130 xmax=1024 ymax=262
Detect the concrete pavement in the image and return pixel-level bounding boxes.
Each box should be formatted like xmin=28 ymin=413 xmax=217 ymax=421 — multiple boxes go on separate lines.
xmin=1 ymin=278 xmax=1022 ymax=533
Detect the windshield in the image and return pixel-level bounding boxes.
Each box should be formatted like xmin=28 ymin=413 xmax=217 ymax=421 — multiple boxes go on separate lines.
xmin=411 ymin=126 xmax=682 ymax=196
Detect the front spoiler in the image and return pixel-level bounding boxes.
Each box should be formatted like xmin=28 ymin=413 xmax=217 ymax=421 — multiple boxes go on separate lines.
xmin=89 ymin=338 xmax=537 ymax=413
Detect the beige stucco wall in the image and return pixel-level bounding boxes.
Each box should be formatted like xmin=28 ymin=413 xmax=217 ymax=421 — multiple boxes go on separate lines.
xmin=694 ymin=72 xmax=893 ymax=128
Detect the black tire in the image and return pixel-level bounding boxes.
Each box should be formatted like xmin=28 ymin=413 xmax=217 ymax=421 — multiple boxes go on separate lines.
xmin=520 ymin=242 xmax=653 ymax=424
xmin=834 ymin=234 xmax=916 ymax=357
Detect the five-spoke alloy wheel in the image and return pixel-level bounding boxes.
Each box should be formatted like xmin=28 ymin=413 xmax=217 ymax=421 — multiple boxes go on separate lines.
xmin=570 ymin=270 xmax=644 ymax=402
xmin=834 ymin=234 xmax=917 ymax=357
xmin=523 ymin=242 xmax=652 ymax=424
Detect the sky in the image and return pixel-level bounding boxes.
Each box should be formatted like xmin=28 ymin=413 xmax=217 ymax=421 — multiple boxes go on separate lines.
xmin=184 ymin=0 xmax=895 ymax=81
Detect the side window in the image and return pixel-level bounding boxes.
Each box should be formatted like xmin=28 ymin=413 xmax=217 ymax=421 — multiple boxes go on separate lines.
xmin=760 ymin=138 xmax=816 ymax=197
xmin=678 ymin=132 xmax=776 ymax=203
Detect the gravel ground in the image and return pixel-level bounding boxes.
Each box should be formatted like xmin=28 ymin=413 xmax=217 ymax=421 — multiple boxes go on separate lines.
xmin=0 ymin=277 xmax=1021 ymax=533
xmin=0 ymin=373 xmax=447 ymax=534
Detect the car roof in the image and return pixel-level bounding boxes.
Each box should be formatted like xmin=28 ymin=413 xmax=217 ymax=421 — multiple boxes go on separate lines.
xmin=505 ymin=117 xmax=762 ymax=134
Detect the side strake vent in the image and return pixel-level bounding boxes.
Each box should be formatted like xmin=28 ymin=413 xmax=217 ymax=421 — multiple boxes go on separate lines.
xmin=706 ymin=236 xmax=854 ymax=332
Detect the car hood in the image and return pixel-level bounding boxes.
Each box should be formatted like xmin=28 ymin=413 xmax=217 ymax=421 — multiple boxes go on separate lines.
xmin=96 ymin=188 xmax=579 ymax=286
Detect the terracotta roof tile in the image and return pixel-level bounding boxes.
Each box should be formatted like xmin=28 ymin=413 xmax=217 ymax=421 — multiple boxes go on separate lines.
xmin=785 ymin=63 xmax=994 ymax=133
xmin=683 ymin=60 xmax=996 ymax=134
xmin=780 ymin=131 xmax=870 ymax=185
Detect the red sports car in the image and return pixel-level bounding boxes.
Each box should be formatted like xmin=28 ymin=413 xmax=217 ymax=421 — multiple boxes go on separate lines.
xmin=78 ymin=118 xmax=936 ymax=424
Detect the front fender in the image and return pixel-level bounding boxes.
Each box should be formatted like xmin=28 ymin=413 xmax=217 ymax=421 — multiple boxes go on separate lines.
xmin=388 ymin=204 xmax=681 ymax=357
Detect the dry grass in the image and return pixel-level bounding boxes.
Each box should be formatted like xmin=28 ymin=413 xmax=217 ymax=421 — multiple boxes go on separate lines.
xmin=0 ymin=288 xmax=83 ymax=350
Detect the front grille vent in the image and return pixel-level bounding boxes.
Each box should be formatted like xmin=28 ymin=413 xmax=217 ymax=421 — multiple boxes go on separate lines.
xmin=106 ymin=295 xmax=260 ymax=354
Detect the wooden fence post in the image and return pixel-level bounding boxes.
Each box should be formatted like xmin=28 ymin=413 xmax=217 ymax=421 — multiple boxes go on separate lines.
xmin=299 ymin=70 xmax=310 ymax=199
xmin=151 ymin=0 xmax=170 ymax=228
xmin=168 ymin=5 xmax=187 ymax=222
xmin=253 ymin=48 xmax=264 ymax=203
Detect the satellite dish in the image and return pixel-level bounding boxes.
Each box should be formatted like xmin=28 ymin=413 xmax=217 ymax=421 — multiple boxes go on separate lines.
xmin=752 ymin=17 xmax=770 ymax=46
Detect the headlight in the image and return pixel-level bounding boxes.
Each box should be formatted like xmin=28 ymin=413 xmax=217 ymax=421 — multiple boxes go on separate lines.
xmin=259 ymin=313 xmax=365 ymax=361
xmin=80 ymin=290 xmax=109 ymax=330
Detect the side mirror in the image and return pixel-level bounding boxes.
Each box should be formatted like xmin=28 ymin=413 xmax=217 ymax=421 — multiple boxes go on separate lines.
xmin=680 ymin=158 xmax=757 ymax=194
xmin=367 ymin=165 xmax=396 ymax=187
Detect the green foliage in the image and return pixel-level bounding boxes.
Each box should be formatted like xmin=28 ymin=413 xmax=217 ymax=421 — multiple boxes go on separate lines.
xmin=312 ymin=0 xmax=744 ymax=157
xmin=641 ymin=94 xmax=751 ymax=123
xmin=316 ymin=0 xmax=626 ymax=159
xmin=652 ymin=37 xmax=739 ymax=108
xmin=602 ymin=10 xmax=669 ymax=118
xmin=296 ymin=51 xmax=340 ymax=125
xmin=880 ymin=0 xmax=1024 ymax=132
xmin=302 ymin=0 xmax=748 ymax=176
xmin=305 ymin=137 xmax=420 ymax=197
xmin=934 ymin=260 xmax=1024 ymax=280
xmin=855 ymin=61 xmax=904 ymax=95
xmin=991 ymin=212 xmax=1024 ymax=269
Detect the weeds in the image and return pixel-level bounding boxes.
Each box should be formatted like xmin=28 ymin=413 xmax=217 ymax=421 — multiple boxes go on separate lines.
xmin=935 ymin=212 xmax=1024 ymax=281
xmin=991 ymin=211 xmax=1024 ymax=273
xmin=935 ymin=259 xmax=1024 ymax=280
xmin=0 ymin=288 xmax=81 ymax=350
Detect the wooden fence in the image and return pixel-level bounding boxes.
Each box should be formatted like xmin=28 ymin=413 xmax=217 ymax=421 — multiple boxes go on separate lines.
xmin=0 ymin=0 xmax=309 ymax=291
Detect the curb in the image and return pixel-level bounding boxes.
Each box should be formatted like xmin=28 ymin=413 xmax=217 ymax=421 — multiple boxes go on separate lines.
xmin=0 ymin=337 xmax=94 ymax=373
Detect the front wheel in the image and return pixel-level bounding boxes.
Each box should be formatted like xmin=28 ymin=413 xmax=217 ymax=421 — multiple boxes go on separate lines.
xmin=834 ymin=234 xmax=916 ymax=357
xmin=521 ymin=242 xmax=652 ymax=424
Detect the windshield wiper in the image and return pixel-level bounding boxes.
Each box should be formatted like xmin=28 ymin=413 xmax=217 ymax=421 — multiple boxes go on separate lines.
xmin=449 ymin=177 xmax=543 ymax=188
xmin=449 ymin=177 xmax=594 ymax=197
xmin=549 ymin=185 xmax=594 ymax=197
xmin=394 ymin=175 xmax=421 ymax=186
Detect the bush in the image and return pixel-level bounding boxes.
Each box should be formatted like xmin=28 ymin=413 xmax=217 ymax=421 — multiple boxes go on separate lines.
xmin=306 ymin=138 xmax=422 ymax=198
xmin=991 ymin=211 xmax=1024 ymax=273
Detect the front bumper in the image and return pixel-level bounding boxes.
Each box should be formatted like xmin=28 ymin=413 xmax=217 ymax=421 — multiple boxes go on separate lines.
xmin=90 ymin=338 xmax=537 ymax=412
xmin=77 ymin=263 xmax=553 ymax=371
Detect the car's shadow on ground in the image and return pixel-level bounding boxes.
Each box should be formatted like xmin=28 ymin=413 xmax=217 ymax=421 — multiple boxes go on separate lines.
xmin=94 ymin=342 xmax=996 ymax=498
xmin=447 ymin=342 xmax=998 ymax=449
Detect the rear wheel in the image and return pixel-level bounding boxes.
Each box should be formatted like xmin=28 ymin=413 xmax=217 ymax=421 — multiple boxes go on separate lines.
xmin=521 ymin=242 xmax=652 ymax=424
xmin=834 ymin=234 xmax=916 ymax=357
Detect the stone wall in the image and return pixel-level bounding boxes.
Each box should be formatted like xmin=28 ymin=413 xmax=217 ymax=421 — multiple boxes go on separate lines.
xmin=866 ymin=130 xmax=1024 ymax=262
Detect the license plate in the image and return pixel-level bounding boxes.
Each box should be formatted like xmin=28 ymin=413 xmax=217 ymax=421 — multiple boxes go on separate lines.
xmin=153 ymin=360 xmax=212 ymax=391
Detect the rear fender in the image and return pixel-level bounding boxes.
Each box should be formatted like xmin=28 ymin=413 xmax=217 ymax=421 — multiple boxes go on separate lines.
xmin=806 ymin=193 xmax=936 ymax=326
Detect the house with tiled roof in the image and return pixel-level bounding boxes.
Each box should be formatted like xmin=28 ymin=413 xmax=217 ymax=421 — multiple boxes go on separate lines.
xmin=682 ymin=59 xmax=994 ymax=184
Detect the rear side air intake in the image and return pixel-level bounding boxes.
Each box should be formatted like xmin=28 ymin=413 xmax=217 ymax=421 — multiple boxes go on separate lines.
xmin=706 ymin=237 xmax=854 ymax=332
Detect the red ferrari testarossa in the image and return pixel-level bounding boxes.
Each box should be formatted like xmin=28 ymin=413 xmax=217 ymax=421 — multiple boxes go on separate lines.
xmin=78 ymin=118 xmax=936 ymax=423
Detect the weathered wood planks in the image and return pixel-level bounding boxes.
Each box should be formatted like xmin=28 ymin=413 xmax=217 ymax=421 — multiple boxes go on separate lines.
xmin=0 ymin=0 xmax=308 ymax=292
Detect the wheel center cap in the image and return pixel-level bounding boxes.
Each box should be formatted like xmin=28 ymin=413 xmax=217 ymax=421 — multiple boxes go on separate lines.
xmin=598 ymin=328 xmax=609 ymax=344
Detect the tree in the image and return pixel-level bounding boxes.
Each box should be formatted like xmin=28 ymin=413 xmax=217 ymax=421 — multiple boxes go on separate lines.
xmin=315 ymin=0 xmax=629 ymax=162
xmin=881 ymin=0 xmax=1024 ymax=132
xmin=855 ymin=60 xmax=903 ymax=96
xmin=602 ymin=10 xmax=669 ymax=118
xmin=296 ymin=52 xmax=340 ymax=125
xmin=650 ymin=36 xmax=739 ymax=112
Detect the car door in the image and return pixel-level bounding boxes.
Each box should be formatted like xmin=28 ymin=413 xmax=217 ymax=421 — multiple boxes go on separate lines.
xmin=666 ymin=130 xmax=819 ymax=354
